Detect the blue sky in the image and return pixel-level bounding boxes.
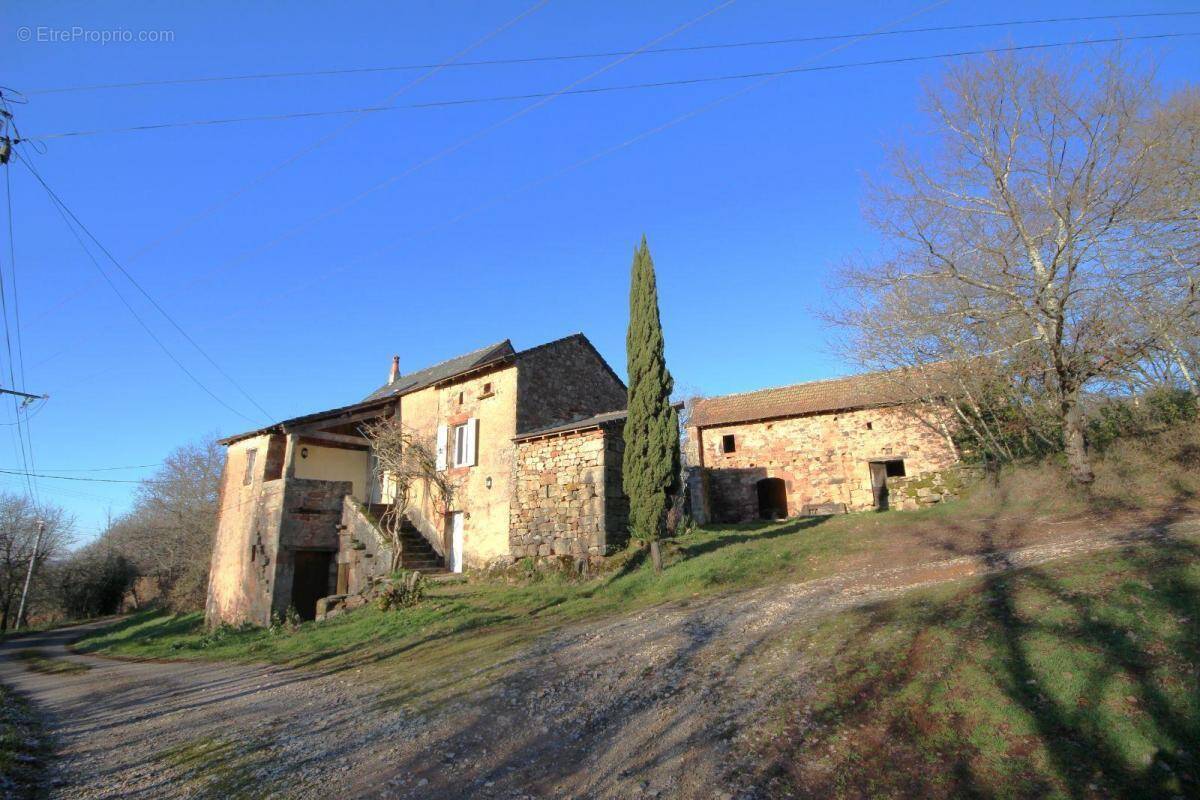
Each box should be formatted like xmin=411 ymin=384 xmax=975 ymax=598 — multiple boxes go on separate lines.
xmin=3 ymin=1 xmax=1198 ymax=540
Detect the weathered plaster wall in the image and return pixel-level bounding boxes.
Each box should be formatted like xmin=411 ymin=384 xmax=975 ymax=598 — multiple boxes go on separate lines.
xmin=510 ymin=425 xmax=628 ymax=560
xmin=205 ymin=435 xmax=284 ymax=627
xmin=207 ymin=430 xmax=352 ymax=626
xmin=293 ymin=443 xmax=369 ymax=500
xmin=692 ymin=405 xmax=958 ymax=521
xmin=386 ymin=363 xmax=519 ymax=568
xmin=515 ymin=335 xmax=626 ymax=434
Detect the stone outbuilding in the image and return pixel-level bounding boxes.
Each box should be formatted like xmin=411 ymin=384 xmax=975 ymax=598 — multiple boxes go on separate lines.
xmin=206 ymin=334 xmax=632 ymax=626
xmin=686 ymin=369 xmax=960 ymax=523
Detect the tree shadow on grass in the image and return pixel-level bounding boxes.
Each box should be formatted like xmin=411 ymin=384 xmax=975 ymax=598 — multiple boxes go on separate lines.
xmin=673 ymin=516 xmax=829 ymax=560
xmin=749 ymin=501 xmax=1200 ymax=799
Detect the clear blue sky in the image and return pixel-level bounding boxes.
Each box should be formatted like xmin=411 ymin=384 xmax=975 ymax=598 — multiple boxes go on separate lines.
xmin=3 ymin=1 xmax=1198 ymax=540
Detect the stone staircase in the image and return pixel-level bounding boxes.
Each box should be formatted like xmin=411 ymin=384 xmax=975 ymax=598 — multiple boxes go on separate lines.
xmin=364 ymin=504 xmax=448 ymax=575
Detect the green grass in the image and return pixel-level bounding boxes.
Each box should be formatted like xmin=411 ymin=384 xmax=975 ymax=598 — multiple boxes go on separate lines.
xmin=0 ymin=682 xmax=47 ymax=797
xmin=746 ymin=535 xmax=1200 ymax=798
xmin=75 ymin=509 xmax=963 ymax=704
xmin=13 ymin=649 xmax=92 ymax=675
xmin=153 ymin=735 xmax=278 ymax=799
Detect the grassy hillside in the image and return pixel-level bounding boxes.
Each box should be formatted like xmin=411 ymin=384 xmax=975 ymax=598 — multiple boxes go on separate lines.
xmin=745 ymin=534 xmax=1200 ymax=798
xmin=76 ymin=425 xmax=1199 ymax=693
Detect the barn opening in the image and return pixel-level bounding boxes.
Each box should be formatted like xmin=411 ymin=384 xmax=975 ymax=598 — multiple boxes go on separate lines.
xmin=868 ymin=459 xmax=906 ymax=510
xmin=756 ymin=477 xmax=788 ymax=520
xmin=290 ymin=550 xmax=333 ymax=621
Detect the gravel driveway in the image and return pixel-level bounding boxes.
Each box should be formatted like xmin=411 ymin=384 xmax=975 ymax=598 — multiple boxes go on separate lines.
xmin=2 ymin=519 xmax=1193 ymax=799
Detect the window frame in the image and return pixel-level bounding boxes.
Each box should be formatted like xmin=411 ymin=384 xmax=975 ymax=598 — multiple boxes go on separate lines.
xmin=721 ymin=434 xmax=736 ymax=454
xmin=453 ymin=423 xmax=469 ymax=467
xmin=243 ymin=448 xmax=258 ymax=485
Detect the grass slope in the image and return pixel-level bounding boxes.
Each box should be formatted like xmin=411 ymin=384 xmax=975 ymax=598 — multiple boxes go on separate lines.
xmin=0 ymin=682 xmax=48 ymax=798
xmin=747 ymin=537 xmax=1200 ymax=798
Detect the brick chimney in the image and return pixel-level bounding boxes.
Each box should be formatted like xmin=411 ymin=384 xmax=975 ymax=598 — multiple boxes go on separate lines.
xmin=388 ymin=355 xmax=399 ymax=384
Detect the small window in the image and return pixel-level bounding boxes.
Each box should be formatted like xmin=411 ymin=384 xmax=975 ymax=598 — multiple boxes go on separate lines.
xmin=453 ymin=423 xmax=468 ymax=466
xmin=865 ymin=421 xmax=873 ymax=431
xmin=458 ymin=391 xmax=464 ymax=405
xmin=482 ymin=382 xmax=493 ymax=395
xmin=243 ymin=448 xmax=258 ymax=485
xmin=885 ymin=459 xmax=906 ymax=478
xmin=721 ymin=434 xmax=736 ymax=454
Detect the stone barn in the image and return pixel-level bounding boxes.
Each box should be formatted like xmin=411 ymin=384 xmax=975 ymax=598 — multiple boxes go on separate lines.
xmin=686 ymin=369 xmax=960 ymax=523
xmin=206 ymin=334 xmax=632 ymax=626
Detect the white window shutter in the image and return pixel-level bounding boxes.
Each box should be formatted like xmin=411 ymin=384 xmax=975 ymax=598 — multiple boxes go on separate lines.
xmin=435 ymin=423 xmax=448 ymax=471
xmin=466 ymin=418 xmax=479 ymax=467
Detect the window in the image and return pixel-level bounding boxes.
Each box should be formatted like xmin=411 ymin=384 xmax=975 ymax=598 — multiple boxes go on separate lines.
xmin=482 ymin=382 xmax=493 ymax=396
xmin=458 ymin=391 xmax=465 ymax=405
xmin=243 ymin=448 xmax=258 ymax=485
xmin=865 ymin=421 xmax=873 ymax=431
xmin=453 ymin=423 xmax=468 ymax=466
xmin=721 ymin=434 xmax=736 ymax=454
xmin=884 ymin=459 xmax=906 ymax=477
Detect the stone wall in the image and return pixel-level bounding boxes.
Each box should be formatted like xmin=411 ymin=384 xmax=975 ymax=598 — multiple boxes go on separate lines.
xmin=888 ymin=466 xmax=979 ymax=511
xmin=337 ymin=498 xmax=392 ymax=595
xmin=691 ymin=405 xmax=958 ymax=522
xmin=515 ymin=334 xmax=627 ymax=434
xmin=510 ymin=424 xmax=627 ymax=561
xmin=269 ymin=478 xmax=351 ymax=619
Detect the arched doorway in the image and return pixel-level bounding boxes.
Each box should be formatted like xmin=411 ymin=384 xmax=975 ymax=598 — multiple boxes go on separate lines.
xmin=756 ymin=477 xmax=788 ymax=520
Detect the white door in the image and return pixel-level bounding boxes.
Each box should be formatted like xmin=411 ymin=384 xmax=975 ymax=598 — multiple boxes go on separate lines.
xmin=449 ymin=512 xmax=464 ymax=573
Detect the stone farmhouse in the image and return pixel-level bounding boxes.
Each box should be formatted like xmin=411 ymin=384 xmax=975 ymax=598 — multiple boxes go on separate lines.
xmin=686 ymin=370 xmax=960 ymax=523
xmin=205 ymin=334 xmax=631 ymax=626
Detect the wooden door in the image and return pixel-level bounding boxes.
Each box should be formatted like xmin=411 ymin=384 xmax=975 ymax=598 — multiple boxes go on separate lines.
xmin=449 ymin=512 xmax=464 ymax=573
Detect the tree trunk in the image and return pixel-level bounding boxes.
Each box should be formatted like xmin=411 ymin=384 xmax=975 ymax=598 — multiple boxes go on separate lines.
xmin=649 ymin=540 xmax=663 ymax=574
xmin=1062 ymin=390 xmax=1095 ymax=485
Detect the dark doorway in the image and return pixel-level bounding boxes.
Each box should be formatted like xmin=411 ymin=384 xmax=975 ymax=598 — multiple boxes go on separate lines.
xmin=756 ymin=477 xmax=788 ymax=520
xmin=290 ymin=550 xmax=332 ymax=621
xmin=869 ymin=459 xmax=905 ymax=510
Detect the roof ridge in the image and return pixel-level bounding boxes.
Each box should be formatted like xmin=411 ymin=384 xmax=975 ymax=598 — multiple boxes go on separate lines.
xmin=514 ymin=331 xmax=584 ymax=358
xmin=394 ymin=338 xmax=511 ymax=379
xmin=696 ymin=369 xmax=889 ymax=404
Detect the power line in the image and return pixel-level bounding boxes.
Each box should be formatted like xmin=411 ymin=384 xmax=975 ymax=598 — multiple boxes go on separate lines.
xmin=17 ymin=151 xmax=264 ymax=424
xmin=53 ymin=0 xmax=741 ymax=305
xmin=21 ymin=10 xmax=1200 ymax=95
xmin=20 ymin=0 xmax=553 ymax=328
xmin=8 ymin=462 xmax=160 ymax=473
xmin=16 ymin=151 xmax=275 ymax=422
xmin=24 ymin=30 xmax=1200 ymax=143
xmin=197 ymin=0 xmax=958 ymax=327
xmin=0 ymin=122 xmax=38 ymax=505
xmin=0 ymin=468 xmax=144 ymax=483
xmin=166 ymin=25 xmax=1199 ymax=331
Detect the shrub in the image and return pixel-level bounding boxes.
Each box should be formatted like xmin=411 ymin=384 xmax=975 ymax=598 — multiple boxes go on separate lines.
xmin=375 ymin=571 xmax=424 ymax=611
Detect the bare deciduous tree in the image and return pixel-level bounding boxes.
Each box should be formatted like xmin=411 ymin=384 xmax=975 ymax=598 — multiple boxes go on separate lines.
xmin=0 ymin=494 xmax=74 ymax=629
xmin=101 ymin=437 xmax=223 ymax=609
xmin=361 ymin=418 xmax=452 ymax=573
xmin=835 ymin=52 xmax=1199 ymax=483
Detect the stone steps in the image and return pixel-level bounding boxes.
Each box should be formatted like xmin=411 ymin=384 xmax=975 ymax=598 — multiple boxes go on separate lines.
xmin=365 ymin=503 xmax=447 ymax=574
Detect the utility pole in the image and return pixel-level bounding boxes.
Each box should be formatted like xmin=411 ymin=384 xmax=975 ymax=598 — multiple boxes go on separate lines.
xmin=14 ymin=518 xmax=45 ymax=631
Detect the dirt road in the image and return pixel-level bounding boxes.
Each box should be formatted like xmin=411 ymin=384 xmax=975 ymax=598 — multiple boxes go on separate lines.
xmin=2 ymin=519 xmax=1193 ymax=799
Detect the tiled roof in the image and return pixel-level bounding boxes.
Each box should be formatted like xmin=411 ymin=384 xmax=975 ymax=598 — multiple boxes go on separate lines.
xmin=514 ymin=409 xmax=628 ymax=441
xmin=362 ymin=340 xmax=515 ymax=402
xmin=690 ymin=368 xmax=932 ymax=428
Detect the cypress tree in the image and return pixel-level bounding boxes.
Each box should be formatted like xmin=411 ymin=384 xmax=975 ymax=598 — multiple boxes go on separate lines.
xmin=622 ymin=235 xmax=680 ymax=573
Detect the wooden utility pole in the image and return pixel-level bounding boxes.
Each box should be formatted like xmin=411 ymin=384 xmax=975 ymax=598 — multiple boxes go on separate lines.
xmin=14 ymin=519 xmax=45 ymax=631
